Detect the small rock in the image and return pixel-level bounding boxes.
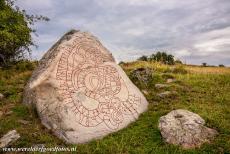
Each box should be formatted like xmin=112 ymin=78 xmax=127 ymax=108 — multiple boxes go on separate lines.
xmin=142 ymin=90 xmax=149 ymax=95
xmin=166 ymin=78 xmax=177 ymax=83
xmin=0 ymin=93 xmax=4 ymax=100
xmin=0 ymin=130 xmax=20 ymax=148
xmin=18 ymin=120 xmax=30 ymax=125
xmin=157 ymin=91 xmax=177 ymax=98
xmin=158 ymin=109 xmax=218 ymax=149
xmin=155 ymin=84 xmax=170 ymax=89
xmin=5 ymin=111 xmax=13 ymax=116
xmin=0 ymin=111 xmax=3 ymax=118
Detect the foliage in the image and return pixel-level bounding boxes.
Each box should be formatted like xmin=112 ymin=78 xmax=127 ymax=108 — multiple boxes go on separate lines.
xmin=175 ymin=59 xmax=183 ymax=64
xmin=118 ymin=61 xmax=125 ymax=65
xmin=0 ymin=0 xmax=49 ymax=66
xmin=137 ymin=51 xmax=176 ymax=65
xmin=137 ymin=55 xmax=148 ymax=61
xmin=172 ymin=65 xmax=188 ymax=74
xmin=219 ymin=64 xmax=225 ymax=67
xmin=149 ymin=52 xmax=175 ymax=65
xmin=202 ymin=63 xmax=207 ymax=67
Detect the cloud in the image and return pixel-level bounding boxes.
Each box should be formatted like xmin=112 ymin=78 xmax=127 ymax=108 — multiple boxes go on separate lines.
xmin=16 ymin=0 xmax=230 ymax=66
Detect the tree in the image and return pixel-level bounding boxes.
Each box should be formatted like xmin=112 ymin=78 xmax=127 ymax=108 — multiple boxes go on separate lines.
xmin=149 ymin=51 xmax=175 ymax=65
xmin=138 ymin=55 xmax=148 ymax=61
xmin=175 ymin=59 xmax=183 ymax=64
xmin=202 ymin=63 xmax=207 ymax=67
xmin=0 ymin=0 xmax=49 ymax=66
xmin=219 ymin=64 xmax=225 ymax=67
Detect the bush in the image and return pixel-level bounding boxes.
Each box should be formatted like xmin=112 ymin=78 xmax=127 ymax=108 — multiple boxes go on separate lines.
xmin=202 ymin=63 xmax=207 ymax=67
xmin=137 ymin=55 xmax=148 ymax=61
xmin=137 ymin=51 xmax=176 ymax=65
xmin=161 ymin=73 xmax=175 ymax=79
xmin=118 ymin=61 xmax=125 ymax=65
xmin=0 ymin=0 xmax=49 ymax=66
xmin=14 ymin=60 xmax=37 ymax=71
xmin=149 ymin=51 xmax=175 ymax=65
xmin=219 ymin=64 xmax=225 ymax=67
xmin=172 ymin=65 xmax=188 ymax=74
xmin=175 ymin=59 xmax=183 ymax=64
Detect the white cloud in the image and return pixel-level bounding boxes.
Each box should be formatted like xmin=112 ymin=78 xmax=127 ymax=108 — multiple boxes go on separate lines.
xmin=192 ymin=26 xmax=230 ymax=56
xmin=194 ymin=38 xmax=230 ymax=53
xmin=176 ymin=49 xmax=192 ymax=57
xmin=17 ymin=0 xmax=53 ymax=10
xmin=15 ymin=0 xmax=230 ymax=66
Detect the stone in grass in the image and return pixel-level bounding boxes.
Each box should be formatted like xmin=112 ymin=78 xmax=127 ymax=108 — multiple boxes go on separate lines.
xmin=166 ymin=78 xmax=177 ymax=83
xmin=155 ymin=84 xmax=170 ymax=89
xmin=5 ymin=111 xmax=13 ymax=116
xmin=158 ymin=109 xmax=218 ymax=149
xmin=18 ymin=119 xmax=30 ymax=125
xmin=157 ymin=91 xmax=177 ymax=98
xmin=23 ymin=30 xmax=148 ymax=144
xmin=141 ymin=90 xmax=149 ymax=95
xmin=0 ymin=111 xmax=3 ymax=118
xmin=131 ymin=67 xmax=153 ymax=84
xmin=0 ymin=93 xmax=4 ymax=100
xmin=0 ymin=130 xmax=20 ymax=148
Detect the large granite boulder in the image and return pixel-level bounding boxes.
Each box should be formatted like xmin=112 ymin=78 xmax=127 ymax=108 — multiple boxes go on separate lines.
xmin=158 ymin=109 xmax=218 ymax=149
xmin=23 ymin=30 xmax=148 ymax=144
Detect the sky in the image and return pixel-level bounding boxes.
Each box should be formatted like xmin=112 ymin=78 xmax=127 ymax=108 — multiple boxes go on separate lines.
xmin=16 ymin=0 xmax=230 ymax=66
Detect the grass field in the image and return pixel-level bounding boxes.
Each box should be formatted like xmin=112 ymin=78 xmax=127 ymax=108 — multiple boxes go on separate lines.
xmin=0 ymin=61 xmax=230 ymax=153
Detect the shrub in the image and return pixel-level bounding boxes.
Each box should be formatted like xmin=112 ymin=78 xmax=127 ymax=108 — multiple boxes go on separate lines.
xmin=202 ymin=63 xmax=207 ymax=67
xmin=219 ymin=64 xmax=225 ymax=67
xmin=0 ymin=0 xmax=49 ymax=66
xmin=137 ymin=55 xmax=148 ymax=61
xmin=172 ymin=65 xmax=188 ymax=74
xmin=175 ymin=59 xmax=183 ymax=64
xmin=118 ymin=61 xmax=125 ymax=65
xmin=14 ymin=60 xmax=37 ymax=71
xmin=149 ymin=51 xmax=175 ymax=65
xmin=137 ymin=51 xmax=176 ymax=65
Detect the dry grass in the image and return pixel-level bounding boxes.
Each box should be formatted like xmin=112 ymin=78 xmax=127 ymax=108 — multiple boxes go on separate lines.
xmin=122 ymin=61 xmax=230 ymax=74
xmin=186 ymin=65 xmax=230 ymax=74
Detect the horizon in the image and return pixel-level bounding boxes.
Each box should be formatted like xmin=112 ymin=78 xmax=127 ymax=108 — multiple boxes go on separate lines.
xmin=16 ymin=0 xmax=230 ymax=66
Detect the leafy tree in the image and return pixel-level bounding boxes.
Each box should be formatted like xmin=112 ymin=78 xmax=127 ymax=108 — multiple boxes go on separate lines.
xmin=0 ymin=0 xmax=49 ymax=66
xmin=118 ymin=61 xmax=125 ymax=65
xmin=149 ymin=51 xmax=175 ymax=65
xmin=202 ymin=63 xmax=207 ymax=67
xmin=175 ymin=59 xmax=183 ymax=64
xmin=219 ymin=64 xmax=225 ymax=67
xmin=138 ymin=55 xmax=148 ymax=61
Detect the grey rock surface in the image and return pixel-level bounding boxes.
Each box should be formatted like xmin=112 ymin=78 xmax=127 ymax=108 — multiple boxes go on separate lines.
xmin=131 ymin=67 xmax=153 ymax=84
xmin=159 ymin=109 xmax=218 ymax=149
xmin=0 ymin=130 xmax=20 ymax=148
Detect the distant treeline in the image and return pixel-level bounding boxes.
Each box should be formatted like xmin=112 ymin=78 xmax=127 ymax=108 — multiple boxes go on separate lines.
xmin=136 ymin=52 xmax=226 ymax=67
xmin=137 ymin=51 xmax=182 ymax=65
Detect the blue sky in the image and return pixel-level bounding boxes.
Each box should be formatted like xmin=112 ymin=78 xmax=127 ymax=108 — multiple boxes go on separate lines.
xmin=16 ymin=0 xmax=230 ymax=66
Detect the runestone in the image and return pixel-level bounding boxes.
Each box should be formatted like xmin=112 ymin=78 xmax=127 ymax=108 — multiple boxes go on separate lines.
xmin=23 ymin=30 xmax=148 ymax=143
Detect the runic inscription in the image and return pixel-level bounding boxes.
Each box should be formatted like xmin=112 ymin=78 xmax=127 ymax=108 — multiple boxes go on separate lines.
xmin=56 ymin=37 xmax=141 ymax=130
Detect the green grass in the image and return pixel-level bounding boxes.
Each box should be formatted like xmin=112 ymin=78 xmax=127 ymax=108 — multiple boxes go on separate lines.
xmin=0 ymin=61 xmax=230 ymax=153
